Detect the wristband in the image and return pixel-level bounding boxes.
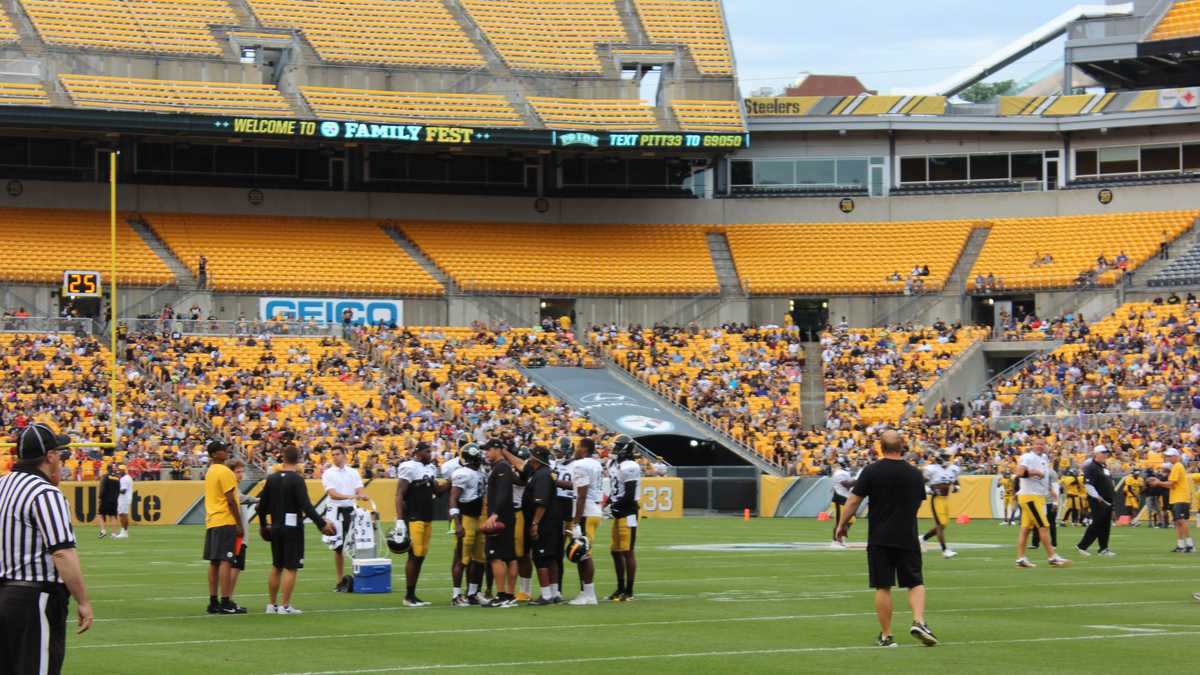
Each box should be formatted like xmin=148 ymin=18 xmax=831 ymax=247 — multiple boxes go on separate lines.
xmin=449 ymin=508 xmax=461 ymax=518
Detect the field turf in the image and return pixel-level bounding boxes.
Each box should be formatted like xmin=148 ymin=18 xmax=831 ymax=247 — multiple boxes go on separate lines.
xmin=70 ymin=517 xmax=1200 ymax=674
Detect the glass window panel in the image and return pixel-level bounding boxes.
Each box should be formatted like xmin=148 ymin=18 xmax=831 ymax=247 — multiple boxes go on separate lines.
xmin=30 ymin=139 xmax=74 ymax=168
xmin=795 ymin=159 xmax=835 ymax=185
xmin=928 ymin=155 xmax=967 ymax=182
xmin=256 ymin=148 xmax=296 ymax=176
xmin=836 ymin=158 xmax=867 ymax=186
xmin=1011 ymin=153 xmax=1043 ymax=180
xmin=487 ymin=157 xmax=523 ymax=184
xmin=1098 ymin=146 xmax=1138 ymax=174
xmin=561 ymin=157 xmax=585 ymax=185
xmin=0 ymin=137 xmax=28 ymax=166
xmin=753 ymin=160 xmax=794 ymax=186
xmin=410 ymin=155 xmax=446 ymax=182
xmin=1140 ymin=145 xmax=1180 ymax=173
xmin=137 ymin=142 xmax=171 ymax=172
xmin=214 ymin=146 xmax=255 ymax=175
xmin=588 ymin=158 xmax=626 ymax=185
xmin=1184 ymin=145 xmax=1200 ymax=171
xmin=730 ymin=160 xmax=753 ymax=185
xmin=900 ymin=156 xmax=927 ymax=183
xmin=969 ymin=154 xmax=1008 ymax=181
xmin=1075 ymin=150 xmax=1097 ymax=176
xmin=368 ymin=152 xmax=405 ymax=181
xmin=448 ymin=155 xmax=486 ymax=182
xmin=628 ymin=159 xmax=665 ymax=186
xmin=173 ymin=145 xmax=213 ymax=173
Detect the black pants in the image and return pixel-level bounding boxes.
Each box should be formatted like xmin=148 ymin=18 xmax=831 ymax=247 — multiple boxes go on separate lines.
xmin=1032 ymin=504 xmax=1058 ymax=548
xmin=0 ymin=584 xmax=68 ymax=675
xmin=1078 ymin=498 xmax=1112 ymax=551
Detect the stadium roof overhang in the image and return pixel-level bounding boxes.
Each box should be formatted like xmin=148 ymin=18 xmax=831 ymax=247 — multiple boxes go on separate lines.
xmin=746 ymin=107 xmax=1200 ymax=135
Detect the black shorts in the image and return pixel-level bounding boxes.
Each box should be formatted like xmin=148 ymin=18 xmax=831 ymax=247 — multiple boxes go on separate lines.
xmin=529 ymin=520 xmax=563 ymax=567
xmin=270 ymin=527 xmax=305 ymax=571
xmin=333 ymin=507 xmax=354 ymax=554
xmin=831 ymin=494 xmax=847 ymax=506
xmin=1171 ymin=502 xmax=1192 ymax=521
xmin=485 ymin=517 xmax=516 ymax=563
xmin=867 ymin=545 xmax=923 ymax=589
xmin=98 ymin=500 xmax=118 ymax=517
xmin=203 ymin=525 xmax=239 ymax=564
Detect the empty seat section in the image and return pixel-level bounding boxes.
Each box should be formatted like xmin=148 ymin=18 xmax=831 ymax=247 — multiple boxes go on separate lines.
xmin=460 ymin=0 xmax=627 ymax=74
xmin=60 ymin=74 xmax=293 ymax=117
xmin=0 ymin=10 xmax=17 ymax=44
xmin=633 ymin=0 xmax=734 ymax=75
xmin=670 ymin=99 xmax=744 ymax=131
xmin=21 ymin=0 xmax=234 ymax=55
xmin=527 ymin=97 xmax=657 ymax=129
xmin=146 ymin=214 xmax=444 ymax=296
xmin=246 ymin=0 xmax=485 ymax=68
xmin=1149 ymin=0 xmax=1200 ymax=41
xmin=0 ymin=209 xmax=172 ymax=285
xmin=726 ymin=221 xmax=978 ymax=295
xmin=399 ymin=222 xmax=719 ymax=294
xmin=967 ymin=210 xmax=1200 ymax=290
xmin=300 ymin=86 xmax=523 ymax=127
xmin=0 ymin=82 xmax=49 ymax=106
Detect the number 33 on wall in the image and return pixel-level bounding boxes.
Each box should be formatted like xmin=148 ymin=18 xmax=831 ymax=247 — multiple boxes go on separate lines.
xmin=638 ymin=478 xmax=683 ymax=518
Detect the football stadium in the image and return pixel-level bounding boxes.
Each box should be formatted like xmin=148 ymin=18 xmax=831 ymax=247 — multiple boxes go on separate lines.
xmin=2 ymin=0 xmax=1200 ymax=672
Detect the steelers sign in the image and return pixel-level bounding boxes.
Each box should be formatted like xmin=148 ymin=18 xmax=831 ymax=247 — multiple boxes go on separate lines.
xmin=617 ymin=415 xmax=676 ymax=434
xmin=838 ymin=197 xmax=855 ymax=214
xmin=1097 ymin=188 xmax=1114 ymax=205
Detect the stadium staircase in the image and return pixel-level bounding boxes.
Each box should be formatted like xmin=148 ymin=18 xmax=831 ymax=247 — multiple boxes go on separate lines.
xmin=4 ymin=2 xmax=44 ymax=55
xmin=127 ymin=217 xmax=213 ymax=316
xmin=1134 ymin=215 xmax=1200 ymax=288
xmin=443 ymin=0 xmax=516 ymax=80
xmin=617 ymin=0 xmax=651 ymax=45
xmin=874 ymin=225 xmax=991 ymax=327
xmin=706 ymin=231 xmax=745 ymax=297
xmin=381 ymin=225 xmax=457 ymax=294
xmin=224 ymin=0 xmax=261 ymax=28
xmin=800 ymin=343 xmax=825 ymax=428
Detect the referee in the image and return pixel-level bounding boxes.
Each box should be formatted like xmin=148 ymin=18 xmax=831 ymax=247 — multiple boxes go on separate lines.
xmin=0 ymin=424 xmax=93 ymax=675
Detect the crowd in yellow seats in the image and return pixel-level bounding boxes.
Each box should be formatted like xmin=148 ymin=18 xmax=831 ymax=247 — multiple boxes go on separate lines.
xmin=0 ymin=209 xmax=173 ymax=286
xmin=247 ymin=0 xmax=485 ymax=68
xmin=399 ymin=221 xmax=719 ymax=295
xmin=725 ymin=220 xmax=978 ymax=295
xmin=670 ymin=99 xmax=744 ymax=132
xmin=527 ymin=97 xmax=658 ymax=130
xmin=300 ymin=86 xmax=524 ymax=127
xmin=60 ymin=75 xmax=293 ymax=117
xmin=21 ymin=0 xmax=234 ymax=56
xmin=0 ymin=82 xmax=49 ymax=107
xmin=145 ymin=213 xmax=444 ymax=296
xmin=461 ymin=0 xmax=627 ymax=74
xmin=1149 ymin=0 xmax=1200 ymax=41
xmin=968 ymin=210 xmax=1198 ymax=291
xmin=633 ymin=0 xmax=734 ymax=75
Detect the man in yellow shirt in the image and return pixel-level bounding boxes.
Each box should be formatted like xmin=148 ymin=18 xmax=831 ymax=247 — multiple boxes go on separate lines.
xmin=203 ymin=441 xmax=247 ymax=614
xmin=1149 ymin=448 xmax=1194 ymax=553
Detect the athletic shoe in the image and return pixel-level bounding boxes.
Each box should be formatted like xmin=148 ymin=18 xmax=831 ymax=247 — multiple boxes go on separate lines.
xmin=621 ymin=594 xmax=635 ymax=602
xmin=942 ymin=549 xmax=957 ymax=559
xmin=1098 ymin=549 xmax=1116 ymax=557
xmin=528 ymin=597 xmax=554 ymax=606
xmin=451 ymin=595 xmax=470 ymax=607
xmin=467 ymin=594 xmax=482 ymax=606
xmin=1187 ymin=546 xmax=1196 ymax=554
xmin=112 ymin=532 xmax=128 ymax=539
xmin=909 ymin=621 xmax=938 ymax=647
xmin=551 ymin=595 xmax=563 ymax=604
xmin=568 ymin=594 xmax=598 ymax=606
xmin=830 ymin=540 xmax=849 ymax=550
xmin=498 ymin=597 xmax=519 ymax=609
xmin=1074 ymin=546 xmax=1091 ymax=557
xmin=97 ymin=531 xmax=106 ymax=539
xmin=206 ymin=602 xmax=220 ymax=614
xmin=514 ymin=592 xmax=531 ymax=603
xmin=220 ymin=603 xmax=248 ymax=615
xmin=1047 ymin=556 xmax=1071 ymax=567
xmin=404 ymin=596 xmax=431 ymax=607
xmin=264 ymin=604 xmax=278 ymax=614
xmin=1015 ymin=558 xmax=1036 ymax=568
xmin=607 ymin=590 xmax=625 ymax=602
xmin=1193 ymin=592 xmax=1200 ymax=602
xmin=1170 ymin=546 xmax=1186 ymax=553
xmin=277 ymin=606 xmax=303 ymax=615
xmin=334 ymin=578 xmax=349 ymax=593
xmin=877 ymin=634 xmax=897 ymax=648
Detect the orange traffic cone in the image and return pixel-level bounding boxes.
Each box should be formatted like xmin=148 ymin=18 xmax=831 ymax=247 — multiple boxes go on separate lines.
xmin=1117 ymin=515 xmax=1131 ymax=526
xmin=956 ymin=514 xmax=970 ymax=525
xmin=816 ymin=511 xmax=830 ymax=522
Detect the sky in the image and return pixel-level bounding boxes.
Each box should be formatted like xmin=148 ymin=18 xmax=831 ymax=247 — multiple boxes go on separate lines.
xmin=725 ymin=0 xmax=1090 ymax=95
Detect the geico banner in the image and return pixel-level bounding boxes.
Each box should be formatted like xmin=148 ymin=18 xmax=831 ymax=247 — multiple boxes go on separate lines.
xmin=61 ymin=481 xmax=204 ymax=526
xmin=260 ymin=297 xmax=403 ymax=326
xmin=639 ymin=477 xmax=683 ymax=518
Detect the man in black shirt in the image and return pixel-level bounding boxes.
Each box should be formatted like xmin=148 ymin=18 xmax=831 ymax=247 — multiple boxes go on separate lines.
xmin=522 ymin=446 xmax=561 ymax=606
xmin=97 ymin=465 xmax=120 ymax=539
xmin=835 ymin=430 xmax=937 ymax=648
xmin=256 ymin=445 xmax=335 ymax=615
xmin=1076 ymin=446 xmax=1116 ymax=556
xmin=483 ymin=440 xmax=517 ymax=608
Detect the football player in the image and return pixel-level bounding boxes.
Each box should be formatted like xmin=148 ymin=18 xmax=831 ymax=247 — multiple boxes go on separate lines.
xmin=449 ymin=444 xmax=485 ymax=606
xmin=566 ymin=437 xmax=604 ymax=605
xmin=550 ymin=437 xmax=575 ymax=603
xmin=999 ymin=472 xmax=1017 ymax=526
xmin=1120 ymin=469 xmax=1144 ymax=526
xmin=510 ymin=447 xmax=534 ymax=603
xmin=921 ymin=454 xmax=958 ymax=559
xmin=523 ymin=445 xmax=563 ymax=605
xmin=394 ymin=442 xmax=449 ymax=607
xmin=608 ymin=435 xmax=642 ymax=602
xmin=830 ymin=459 xmax=856 ymax=548
xmin=482 ymin=439 xmax=518 ymax=608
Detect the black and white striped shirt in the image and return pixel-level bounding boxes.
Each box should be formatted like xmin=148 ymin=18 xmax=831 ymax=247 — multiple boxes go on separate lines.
xmin=0 ymin=468 xmax=76 ymax=584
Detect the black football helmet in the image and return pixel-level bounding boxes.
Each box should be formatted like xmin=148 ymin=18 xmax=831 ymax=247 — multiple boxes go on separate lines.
xmin=566 ymin=535 xmax=591 ymax=564
xmin=461 ymin=443 xmax=482 ymax=468
xmin=613 ymin=434 xmax=636 ymax=461
xmin=386 ymin=523 xmax=411 ymax=555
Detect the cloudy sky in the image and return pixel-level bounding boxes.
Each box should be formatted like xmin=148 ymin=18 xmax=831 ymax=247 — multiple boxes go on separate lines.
xmin=725 ymin=0 xmax=1091 ymax=94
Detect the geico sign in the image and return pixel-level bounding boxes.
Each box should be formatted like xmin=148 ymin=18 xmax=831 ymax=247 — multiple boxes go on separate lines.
xmin=260 ymin=297 xmax=404 ymax=325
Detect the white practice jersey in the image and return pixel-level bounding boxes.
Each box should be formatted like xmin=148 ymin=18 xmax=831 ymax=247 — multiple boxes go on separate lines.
xmin=117 ymin=475 xmax=134 ymax=504
xmin=831 ymin=468 xmax=854 ymax=499
xmin=924 ymin=464 xmax=955 ymax=488
xmin=397 ymin=460 xmax=437 ymax=484
xmin=553 ymin=459 xmax=575 ymax=500
xmin=1017 ymin=452 xmax=1051 ymax=496
xmin=608 ymin=459 xmax=642 ymax=503
xmin=571 ymin=456 xmax=604 ymax=517
xmin=440 ymin=456 xmax=461 ymax=480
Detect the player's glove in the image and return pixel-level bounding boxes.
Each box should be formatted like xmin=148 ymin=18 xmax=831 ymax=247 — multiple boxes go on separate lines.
xmin=394 ymin=519 xmax=407 ymax=538
xmin=571 ymin=524 xmax=582 ymax=538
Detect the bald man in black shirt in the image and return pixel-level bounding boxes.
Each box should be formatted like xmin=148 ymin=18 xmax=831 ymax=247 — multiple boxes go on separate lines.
xmin=836 ymin=430 xmax=938 ymax=648
xmin=257 ymin=445 xmax=335 ymax=615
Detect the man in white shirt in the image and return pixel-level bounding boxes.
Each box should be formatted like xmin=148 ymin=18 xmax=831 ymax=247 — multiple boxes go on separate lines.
xmin=830 ymin=461 xmax=856 ymax=548
xmin=566 ymin=437 xmax=604 ymax=605
xmin=1014 ymin=438 xmax=1070 ymax=568
xmin=322 ymin=447 xmax=367 ymax=591
xmin=113 ymin=465 xmax=134 ymax=539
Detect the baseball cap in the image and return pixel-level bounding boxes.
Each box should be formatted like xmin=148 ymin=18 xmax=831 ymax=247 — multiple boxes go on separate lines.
xmin=414 ymin=441 xmax=432 ymax=453
xmin=1164 ymin=447 xmax=1181 ymax=457
xmin=481 ymin=438 xmax=505 ymax=450
xmin=530 ymin=445 xmax=551 ymax=463
xmin=16 ymin=424 xmax=71 ymax=461
xmin=206 ymin=440 xmax=230 ymax=456
xmin=1092 ymin=445 xmax=1109 ymax=454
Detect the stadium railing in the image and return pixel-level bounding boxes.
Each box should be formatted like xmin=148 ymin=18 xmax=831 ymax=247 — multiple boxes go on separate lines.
xmin=0 ymin=317 xmax=94 ymax=334
xmin=123 ymin=317 xmax=339 ymax=337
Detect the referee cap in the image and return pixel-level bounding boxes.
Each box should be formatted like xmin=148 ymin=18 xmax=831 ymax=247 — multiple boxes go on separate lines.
xmin=16 ymin=423 xmax=71 ymax=460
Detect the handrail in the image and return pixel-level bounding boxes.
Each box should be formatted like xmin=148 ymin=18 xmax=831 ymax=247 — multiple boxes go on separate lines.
xmin=0 ymin=316 xmax=94 ymax=334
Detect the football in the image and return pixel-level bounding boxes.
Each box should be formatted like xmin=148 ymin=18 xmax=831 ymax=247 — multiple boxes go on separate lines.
xmin=479 ymin=519 xmax=506 ymax=535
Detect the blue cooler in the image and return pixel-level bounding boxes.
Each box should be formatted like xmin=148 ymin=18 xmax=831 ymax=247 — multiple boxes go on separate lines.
xmin=352 ymin=558 xmax=392 ymax=594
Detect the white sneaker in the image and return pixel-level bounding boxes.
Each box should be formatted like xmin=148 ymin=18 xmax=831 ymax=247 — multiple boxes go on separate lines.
xmin=1047 ymin=556 xmax=1071 ymax=567
xmin=98 ymin=531 xmax=107 ymax=539
xmin=942 ymin=549 xmax=957 ymax=559
xmin=277 ymin=605 xmax=303 ymax=615
xmin=1098 ymin=549 xmax=1116 ymax=557
xmin=1074 ymin=546 xmax=1091 ymax=557
xmin=568 ymin=594 xmax=598 ymax=606
xmin=830 ymin=540 xmax=848 ymax=550
xmin=264 ymin=604 xmax=278 ymax=614
xmin=1193 ymin=592 xmax=1200 ymax=602
xmin=113 ymin=531 xmax=128 ymax=539
xmin=1015 ymin=558 xmax=1036 ymax=568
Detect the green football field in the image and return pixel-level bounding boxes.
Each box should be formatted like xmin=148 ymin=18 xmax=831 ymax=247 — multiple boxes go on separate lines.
xmin=68 ymin=517 xmax=1200 ymax=674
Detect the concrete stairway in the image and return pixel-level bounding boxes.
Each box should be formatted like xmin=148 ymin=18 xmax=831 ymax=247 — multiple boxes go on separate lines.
xmin=945 ymin=226 xmax=991 ymax=292
xmin=382 ymin=225 xmax=457 ymax=294
xmin=1127 ymin=217 xmax=1200 ymax=288
xmin=129 ymin=218 xmax=197 ymax=291
xmin=800 ymin=343 xmax=825 ymax=428
xmin=706 ymin=231 xmax=745 ymax=297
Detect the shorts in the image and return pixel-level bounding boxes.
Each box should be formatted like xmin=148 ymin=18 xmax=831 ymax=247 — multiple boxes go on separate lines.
xmin=930 ymin=495 xmax=950 ymax=527
xmin=1018 ymin=495 xmax=1048 ymax=529
xmin=333 ymin=507 xmax=354 ymax=554
xmin=832 ymin=500 xmax=856 ymax=526
xmin=460 ymin=515 xmax=486 ymax=565
xmin=98 ymin=500 xmax=118 ymax=517
xmin=530 ymin=520 xmax=564 ymax=567
xmin=485 ymin=517 xmax=516 ymax=562
xmin=407 ymin=520 xmax=432 ymax=558
xmin=203 ymin=525 xmax=239 ymax=564
xmin=116 ymin=499 xmax=132 ymax=516
xmin=583 ymin=516 xmax=601 ymax=544
xmin=611 ymin=515 xmax=637 ymax=553
xmin=867 ymin=545 xmax=923 ymax=589
xmin=1171 ymin=502 xmax=1191 ymax=521
xmin=514 ymin=511 xmax=526 ymax=559
xmin=831 ymin=494 xmax=847 ymax=506
xmin=1003 ymin=494 xmax=1016 ymax=506
xmin=270 ymin=527 xmax=305 ymax=571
